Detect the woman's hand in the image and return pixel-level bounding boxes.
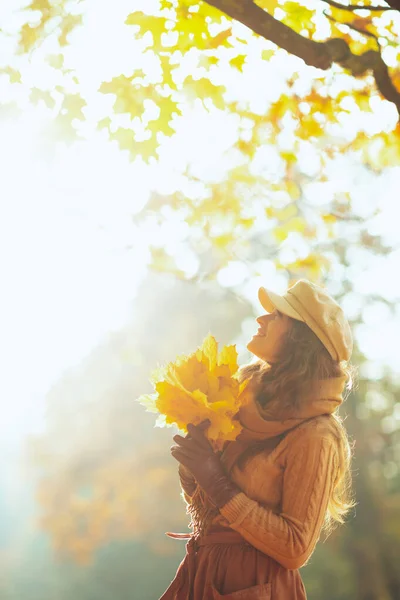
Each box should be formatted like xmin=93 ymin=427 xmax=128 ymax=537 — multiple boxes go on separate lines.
xmin=171 ymin=419 xmax=215 ymax=479
xmin=171 ymin=420 xmax=241 ymax=508
xmin=176 ymin=421 xmax=210 ymax=496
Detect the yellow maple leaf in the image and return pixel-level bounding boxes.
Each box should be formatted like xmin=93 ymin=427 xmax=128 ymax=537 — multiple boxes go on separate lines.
xmin=261 ymin=49 xmax=275 ymax=61
xmin=126 ymin=12 xmax=167 ymax=48
xmin=149 ymin=246 xmax=186 ymax=273
xmin=30 ymin=87 xmax=55 ymax=109
xmin=159 ymin=54 xmax=179 ymax=91
xmin=281 ymin=1 xmax=315 ymax=35
xmin=58 ymin=14 xmax=83 ymax=47
xmin=136 ymin=334 xmax=249 ymax=450
xmin=19 ymin=24 xmax=39 ymax=53
xmin=230 ymin=55 xmax=246 ymax=72
xmin=97 ymin=117 xmax=111 ymax=131
xmin=276 ymin=203 xmax=297 ymax=221
xmin=148 ymin=96 xmax=181 ymax=138
xmin=47 ymin=54 xmax=64 ymax=69
xmin=183 ymin=75 xmax=226 ymax=110
xmin=199 ymin=333 xmax=218 ymax=371
xmin=198 ymin=55 xmax=219 ymax=69
xmin=136 ymin=393 xmax=158 ymax=413
xmin=206 ymin=28 xmax=233 ymax=50
xmin=61 ymin=93 xmax=86 ymax=121
xmin=1 ymin=67 xmax=22 ymax=83
xmin=217 ymin=344 xmax=239 ymax=376
xmin=257 ymin=0 xmax=279 ymax=14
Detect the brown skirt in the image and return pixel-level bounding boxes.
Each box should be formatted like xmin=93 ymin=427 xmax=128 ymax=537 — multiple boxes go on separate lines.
xmin=159 ymin=525 xmax=307 ymax=599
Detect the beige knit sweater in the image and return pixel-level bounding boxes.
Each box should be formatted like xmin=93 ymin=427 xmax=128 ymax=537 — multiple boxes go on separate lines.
xmin=179 ymin=375 xmax=347 ymax=570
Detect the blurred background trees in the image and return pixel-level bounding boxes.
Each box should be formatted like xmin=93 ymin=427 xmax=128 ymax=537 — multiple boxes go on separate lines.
xmin=1 ymin=1 xmax=400 ymax=599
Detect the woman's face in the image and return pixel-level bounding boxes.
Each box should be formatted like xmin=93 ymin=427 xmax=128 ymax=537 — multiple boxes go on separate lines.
xmin=247 ymin=309 xmax=293 ymax=363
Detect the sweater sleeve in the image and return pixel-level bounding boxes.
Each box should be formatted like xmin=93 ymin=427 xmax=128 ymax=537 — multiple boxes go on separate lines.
xmin=178 ymin=464 xmax=197 ymax=503
xmin=219 ymin=433 xmax=338 ymax=570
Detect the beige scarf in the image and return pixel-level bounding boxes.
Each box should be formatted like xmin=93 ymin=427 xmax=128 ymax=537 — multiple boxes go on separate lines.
xmin=221 ymin=375 xmax=346 ymax=473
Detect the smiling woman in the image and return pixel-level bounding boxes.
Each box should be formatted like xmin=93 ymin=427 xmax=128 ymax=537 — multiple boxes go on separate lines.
xmin=247 ymin=309 xmax=292 ymax=364
xmin=164 ymin=279 xmax=357 ymax=600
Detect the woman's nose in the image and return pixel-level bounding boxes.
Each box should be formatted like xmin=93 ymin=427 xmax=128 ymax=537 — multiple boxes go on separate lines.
xmin=257 ymin=315 xmax=269 ymax=325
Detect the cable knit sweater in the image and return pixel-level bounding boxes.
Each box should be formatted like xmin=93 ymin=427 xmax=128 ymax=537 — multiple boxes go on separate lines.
xmin=179 ymin=375 xmax=346 ymax=571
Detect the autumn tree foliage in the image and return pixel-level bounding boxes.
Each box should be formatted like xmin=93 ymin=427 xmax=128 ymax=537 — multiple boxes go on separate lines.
xmin=2 ymin=0 xmax=400 ymax=281
xmin=2 ymin=0 xmax=400 ymax=284
xmin=3 ymin=2 xmax=400 ymax=599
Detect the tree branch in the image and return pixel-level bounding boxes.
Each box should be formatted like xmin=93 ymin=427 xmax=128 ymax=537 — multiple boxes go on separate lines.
xmin=372 ymin=0 xmax=400 ymax=10
xmin=318 ymin=0 xmax=396 ymax=12
xmin=324 ymin=12 xmax=381 ymax=46
xmin=202 ymin=0 xmax=400 ymax=117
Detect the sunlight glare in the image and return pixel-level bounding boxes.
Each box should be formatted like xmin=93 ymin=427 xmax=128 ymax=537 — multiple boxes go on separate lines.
xmin=0 ymin=115 xmax=150 ymax=439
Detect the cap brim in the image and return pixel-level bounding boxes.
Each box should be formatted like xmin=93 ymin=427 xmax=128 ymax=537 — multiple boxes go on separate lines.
xmin=258 ymin=287 xmax=304 ymax=322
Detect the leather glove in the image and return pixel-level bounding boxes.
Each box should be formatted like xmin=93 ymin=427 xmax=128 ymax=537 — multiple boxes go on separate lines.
xmin=171 ymin=420 xmax=241 ymax=509
xmin=178 ymin=463 xmax=197 ymax=496
xmin=172 ymin=421 xmax=209 ymax=495
xmin=177 ymin=420 xmax=211 ymax=496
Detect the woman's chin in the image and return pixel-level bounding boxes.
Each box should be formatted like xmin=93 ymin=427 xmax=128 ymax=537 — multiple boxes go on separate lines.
xmin=246 ymin=337 xmax=256 ymax=352
xmin=247 ymin=337 xmax=262 ymax=357
xmin=247 ymin=337 xmax=271 ymax=362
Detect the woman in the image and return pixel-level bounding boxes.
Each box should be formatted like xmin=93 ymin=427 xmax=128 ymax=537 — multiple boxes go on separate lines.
xmin=160 ymin=279 xmax=357 ymax=599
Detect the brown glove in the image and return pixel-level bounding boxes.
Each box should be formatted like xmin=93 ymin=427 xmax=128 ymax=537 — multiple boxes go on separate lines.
xmin=171 ymin=420 xmax=241 ymax=509
xmin=178 ymin=463 xmax=197 ymax=497
xmin=177 ymin=421 xmax=209 ymax=497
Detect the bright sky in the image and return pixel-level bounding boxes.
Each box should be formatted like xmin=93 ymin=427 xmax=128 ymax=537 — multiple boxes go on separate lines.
xmin=1 ymin=0 xmax=400 ymax=446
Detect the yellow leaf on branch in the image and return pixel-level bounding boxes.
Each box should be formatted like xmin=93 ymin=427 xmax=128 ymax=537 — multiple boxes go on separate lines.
xmin=30 ymin=87 xmax=55 ymax=108
xmin=256 ymin=0 xmax=279 ymax=15
xmin=280 ymin=1 xmax=315 ymax=36
xmin=19 ymin=24 xmax=40 ymax=53
xmin=61 ymin=93 xmax=86 ymax=121
xmin=58 ymin=14 xmax=83 ymax=47
xmin=125 ymin=13 xmax=168 ymax=49
xmin=275 ymin=203 xmax=298 ymax=221
xmin=0 ymin=67 xmax=22 ymax=83
xmin=230 ymin=55 xmax=246 ymax=72
xmin=183 ymin=76 xmax=226 ymax=109
xmin=285 ymin=253 xmax=331 ymax=278
xmin=286 ymin=180 xmax=301 ymax=200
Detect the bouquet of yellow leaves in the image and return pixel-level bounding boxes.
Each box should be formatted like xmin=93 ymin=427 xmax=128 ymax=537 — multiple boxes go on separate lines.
xmin=137 ymin=334 xmax=249 ymax=452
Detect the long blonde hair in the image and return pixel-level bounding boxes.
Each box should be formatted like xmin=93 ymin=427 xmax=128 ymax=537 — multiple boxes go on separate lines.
xmin=237 ymin=316 xmax=358 ymax=537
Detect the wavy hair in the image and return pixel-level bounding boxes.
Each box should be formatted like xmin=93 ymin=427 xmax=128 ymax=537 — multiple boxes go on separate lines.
xmin=236 ymin=315 xmax=358 ymax=537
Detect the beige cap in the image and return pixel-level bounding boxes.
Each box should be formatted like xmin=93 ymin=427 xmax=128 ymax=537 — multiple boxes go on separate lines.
xmin=258 ymin=279 xmax=353 ymax=362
